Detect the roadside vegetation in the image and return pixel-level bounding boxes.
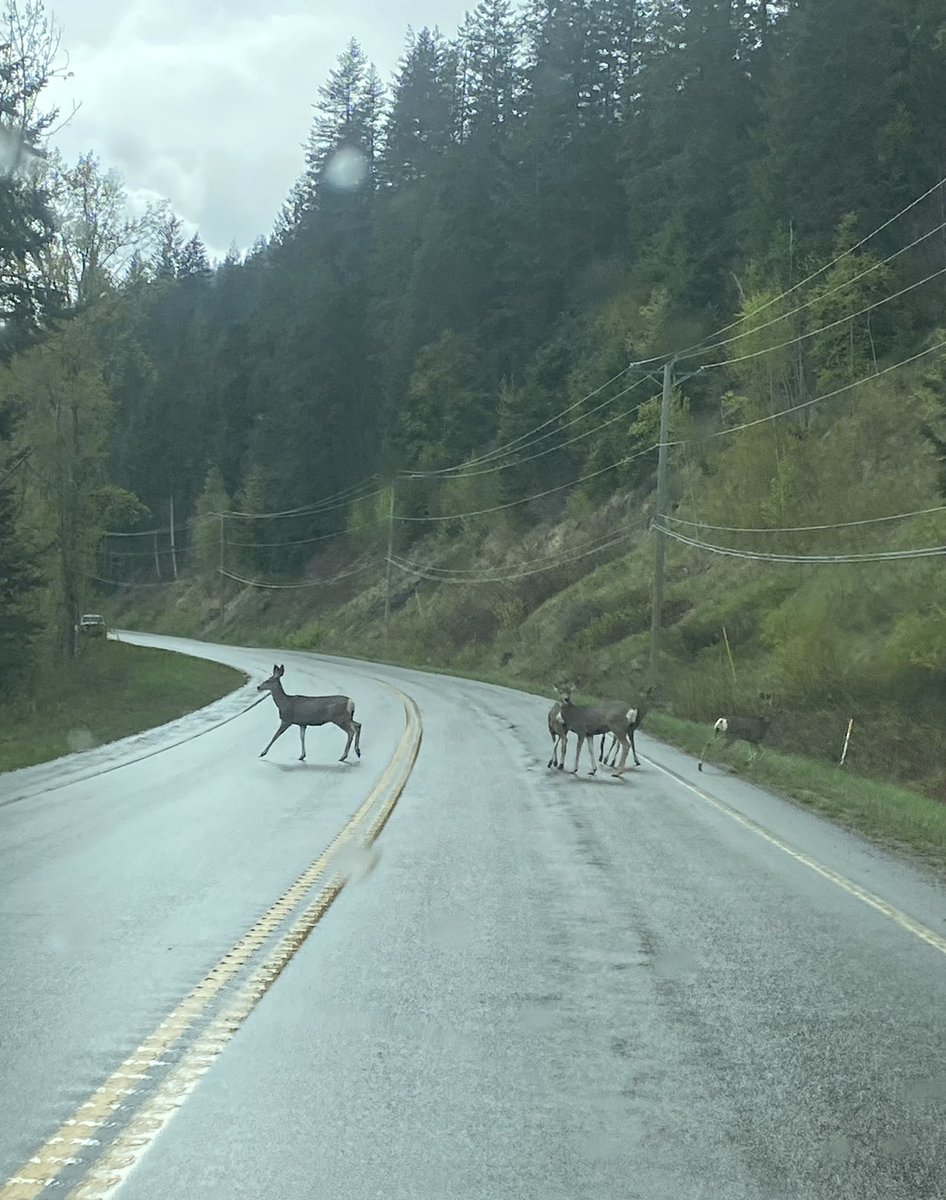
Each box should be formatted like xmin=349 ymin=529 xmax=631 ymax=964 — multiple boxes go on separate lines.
xmin=0 ymin=638 xmax=244 ymax=773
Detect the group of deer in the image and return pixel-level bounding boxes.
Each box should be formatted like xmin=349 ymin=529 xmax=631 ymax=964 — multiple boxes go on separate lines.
xmin=547 ymin=684 xmax=775 ymax=777
xmin=547 ymin=683 xmax=654 ymax=778
xmin=253 ymin=662 xmax=773 ymax=776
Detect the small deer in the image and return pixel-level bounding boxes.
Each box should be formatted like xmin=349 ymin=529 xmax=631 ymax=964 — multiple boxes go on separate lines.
xmin=697 ymin=693 xmax=774 ymax=772
xmin=547 ymin=687 xmax=569 ymax=769
xmin=257 ymin=664 xmax=362 ymax=763
xmin=555 ymin=683 xmax=638 ymax=778
xmin=599 ymin=684 xmax=656 ymax=768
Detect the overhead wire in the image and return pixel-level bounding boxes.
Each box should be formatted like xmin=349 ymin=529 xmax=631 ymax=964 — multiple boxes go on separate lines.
xmin=222 ymin=477 xmax=385 ymax=520
xmin=663 ymin=504 xmax=946 ymax=535
xmin=627 ymin=174 xmax=946 ymax=369
xmin=217 ymin=561 xmax=375 ymax=589
xmin=388 ymin=529 xmax=636 ymax=584
xmin=676 ymin=219 xmax=946 ymax=366
xmin=410 ymin=375 xmax=655 ymax=480
xmin=394 ymin=526 xmax=642 ymax=577
xmin=394 ymin=442 xmax=659 ymax=522
xmin=656 ymin=522 xmax=946 ymax=564
xmin=401 ymin=364 xmax=638 ymax=478
xmin=696 ymin=263 xmax=946 ymax=372
xmin=664 ymin=337 xmax=946 ymax=448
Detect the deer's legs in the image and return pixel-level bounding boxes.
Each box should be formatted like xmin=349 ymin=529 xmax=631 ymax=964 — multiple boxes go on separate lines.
xmin=697 ymin=729 xmax=721 ymax=772
xmin=610 ymin=733 xmax=632 ymax=777
xmin=547 ymin=733 xmax=558 ymax=768
xmin=629 ymin=728 xmax=641 ymax=767
xmin=337 ymin=717 xmax=363 ymax=762
xmin=260 ymin=720 xmax=291 ymax=758
xmin=298 ymin=725 xmax=307 ymax=762
xmin=572 ymin=734 xmax=596 ymax=775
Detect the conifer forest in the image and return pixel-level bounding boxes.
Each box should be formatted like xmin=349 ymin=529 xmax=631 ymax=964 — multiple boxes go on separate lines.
xmin=3 ymin=0 xmax=946 ymax=795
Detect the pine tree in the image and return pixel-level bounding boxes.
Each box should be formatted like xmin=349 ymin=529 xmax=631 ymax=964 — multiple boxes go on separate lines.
xmin=179 ymin=234 xmax=211 ymax=280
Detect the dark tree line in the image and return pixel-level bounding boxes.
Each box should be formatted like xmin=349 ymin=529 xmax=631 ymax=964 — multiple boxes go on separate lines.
xmin=5 ymin=0 xmax=946 ymax=685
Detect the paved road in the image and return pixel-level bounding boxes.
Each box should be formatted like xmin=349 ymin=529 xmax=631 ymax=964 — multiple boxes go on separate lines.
xmin=2 ymin=633 xmax=946 ymax=1200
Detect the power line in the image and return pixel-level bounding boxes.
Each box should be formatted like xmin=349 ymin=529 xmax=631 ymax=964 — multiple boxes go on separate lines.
xmin=667 ymin=337 xmax=946 ymax=447
xmin=395 ymin=443 xmax=658 ymax=523
xmin=224 ymin=527 xmax=361 ymax=549
xmin=678 ymin=219 xmax=946 ymax=366
xmin=402 ymin=364 xmax=637 ymax=479
xmin=408 ymin=376 xmax=654 ymax=480
xmin=217 ymin=561 xmax=374 ymax=590
xmin=656 ymin=522 xmax=946 ymax=563
xmin=663 ymin=504 xmax=946 ymax=535
xmin=628 ymin=174 xmax=946 ymax=369
xmin=697 ymin=262 xmax=946 ymax=372
xmin=92 ymin=575 xmax=187 ymax=588
xmin=395 ymin=527 xmax=641 ymax=577
xmin=388 ymin=529 xmax=635 ymax=584
xmin=222 ymin=478 xmax=385 ymax=520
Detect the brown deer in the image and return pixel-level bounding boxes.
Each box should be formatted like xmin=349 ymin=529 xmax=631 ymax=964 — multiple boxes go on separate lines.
xmin=599 ymin=684 xmax=656 ymax=768
xmin=257 ymin=664 xmax=362 ymax=763
xmin=697 ymin=693 xmax=774 ymax=772
xmin=554 ymin=683 xmax=639 ymax=778
xmin=547 ymin=687 xmax=568 ymax=769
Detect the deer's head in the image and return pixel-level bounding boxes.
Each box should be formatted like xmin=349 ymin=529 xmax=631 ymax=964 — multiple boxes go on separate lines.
xmin=554 ymin=681 xmax=578 ymax=704
xmin=258 ymin=664 xmax=286 ymax=693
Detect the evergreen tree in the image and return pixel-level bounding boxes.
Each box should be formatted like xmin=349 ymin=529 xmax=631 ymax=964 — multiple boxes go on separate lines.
xmin=153 ymin=213 xmax=185 ymax=279
xmin=179 ymin=233 xmax=211 ymax=280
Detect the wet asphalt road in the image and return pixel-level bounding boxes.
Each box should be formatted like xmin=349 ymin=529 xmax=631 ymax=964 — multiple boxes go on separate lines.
xmin=2 ymin=632 xmax=946 ymax=1199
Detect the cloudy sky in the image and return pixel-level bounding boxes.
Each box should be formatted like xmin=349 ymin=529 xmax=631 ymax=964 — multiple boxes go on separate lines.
xmin=44 ymin=1 xmax=476 ymax=261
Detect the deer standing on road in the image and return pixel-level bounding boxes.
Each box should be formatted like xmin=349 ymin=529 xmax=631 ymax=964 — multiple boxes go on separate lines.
xmin=697 ymin=693 xmax=774 ymax=772
xmin=547 ymin=689 xmax=568 ymax=769
xmin=555 ymin=684 xmax=639 ymax=778
xmin=599 ymin=684 xmax=656 ymax=768
xmin=257 ymin=664 xmax=362 ymax=763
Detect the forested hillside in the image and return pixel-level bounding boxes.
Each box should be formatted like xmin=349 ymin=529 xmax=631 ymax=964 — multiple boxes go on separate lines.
xmin=3 ymin=0 xmax=946 ymax=796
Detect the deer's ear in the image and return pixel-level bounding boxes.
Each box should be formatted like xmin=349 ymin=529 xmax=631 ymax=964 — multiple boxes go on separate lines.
xmin=278 ymin=664 xmax=285 ymax=675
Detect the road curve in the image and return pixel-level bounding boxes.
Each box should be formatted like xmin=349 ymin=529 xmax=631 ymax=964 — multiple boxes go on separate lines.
xmin=2 ymin=632 xmax=946 ymax=1200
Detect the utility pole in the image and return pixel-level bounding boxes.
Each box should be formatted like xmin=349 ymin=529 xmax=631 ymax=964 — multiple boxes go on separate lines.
xmin=169 ymin=495 xmax=178 ymax=580
xmin=649 ymin=358 xmax=675 ymax=686
xmin=384 ymin=479 xmax=395 ymax=643
xmin=218 ymin=512 xmax=225 ymax=625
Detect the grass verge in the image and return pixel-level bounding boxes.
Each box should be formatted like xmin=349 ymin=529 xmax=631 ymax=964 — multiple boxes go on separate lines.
xmin=0 ymin=638 xmax=246 ymax=774
xmin=646 ymin=712 xmax=946 ymax=875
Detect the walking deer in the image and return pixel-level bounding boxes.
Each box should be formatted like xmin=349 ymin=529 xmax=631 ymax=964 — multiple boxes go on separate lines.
xmin=257 ymin=664 xmax=362 ymax=763
xmin=599 ymin=684 xmax=656 ymax=768
xmin=554 ymin=683 xmax=639 ymax=778
xmin=697 ymin=693 xmax=774 ymax=772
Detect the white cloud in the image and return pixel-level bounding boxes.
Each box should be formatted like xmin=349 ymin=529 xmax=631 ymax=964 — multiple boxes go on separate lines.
xmin=42 ymin=1 xmax=475 ymax=260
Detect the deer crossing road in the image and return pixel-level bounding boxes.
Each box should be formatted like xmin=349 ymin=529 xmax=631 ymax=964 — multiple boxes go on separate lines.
xmin=2 ymin=633 xmax=946 ymax=1200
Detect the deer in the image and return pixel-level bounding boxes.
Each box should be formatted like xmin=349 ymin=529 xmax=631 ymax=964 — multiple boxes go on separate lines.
xmin=257 ymin=664 xmax=362 ymax=763
xmin=554 ymin=683 xmax=639 ymax=778
xmin=547 ymin=688 xmax=569 ymax=769
xmin=697 ymin=693 xmax=774 ymax=772
xmin=599 ymin=684 xmax=656 ymax=769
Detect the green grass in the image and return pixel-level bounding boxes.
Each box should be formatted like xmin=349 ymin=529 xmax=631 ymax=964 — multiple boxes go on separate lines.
xmin=0 ymin=639 xmax=246 ymax=773
xmin=646 ymin=712 xmax=946 ymax=874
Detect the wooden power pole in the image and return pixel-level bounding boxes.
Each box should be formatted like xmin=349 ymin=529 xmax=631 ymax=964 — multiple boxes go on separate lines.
xmin=649 ymin=358 xmax=674 ymax=686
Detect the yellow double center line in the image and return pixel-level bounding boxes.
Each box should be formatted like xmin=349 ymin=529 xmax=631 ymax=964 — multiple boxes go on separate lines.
xmin=2 ymin=683 xmax=422 ymax=1200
